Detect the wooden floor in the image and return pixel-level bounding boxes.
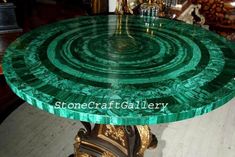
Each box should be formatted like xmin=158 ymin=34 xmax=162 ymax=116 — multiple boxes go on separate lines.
xmin=0 ymin=99 xmax=235 ymax=157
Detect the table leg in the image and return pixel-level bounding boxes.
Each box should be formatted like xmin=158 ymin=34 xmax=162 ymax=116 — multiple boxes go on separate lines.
xmin=72 ymin=122 xmax=158 ymax=157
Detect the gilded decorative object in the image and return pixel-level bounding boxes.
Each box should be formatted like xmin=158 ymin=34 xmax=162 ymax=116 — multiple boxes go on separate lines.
xmin=177 ymin=4 xmax=205 ymax=25
xmin=91 ymin=0 xmax=108 ymax=14
xmin=105 ymin=125 xmax=126 ymax=147
xmin=74 ymin=135 xmax=81 ymax=153
xmin=98 ymin=125 xmax=128 ymax=155
xmin=101 ymin=152 xmax=116 ymax=157
xmin=72 ymin=124 xmax=158 ymax=157
xmin=116 ymin=0 xmax=126 ymax=14
xmin=74 ymin=125 xmax=155 ymax=157
xmin=116 ymin=0 xmax=143 ymax=14
xmin=128 ymin=0 xmax=142 ymax=10
xmin=76 ymin=152 xmax=91 ymax=157
xmin=74 ymin=139 xmax=81 ymax=157
xmin=136 ymin=126 xmax=152 ymax=157
xmin=140 ymin=0 xmax=164 ymax=17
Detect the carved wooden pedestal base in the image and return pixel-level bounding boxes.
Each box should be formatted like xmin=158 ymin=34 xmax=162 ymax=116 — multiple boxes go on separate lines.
xmin=73 ymin=122 xmax=158 ymax=157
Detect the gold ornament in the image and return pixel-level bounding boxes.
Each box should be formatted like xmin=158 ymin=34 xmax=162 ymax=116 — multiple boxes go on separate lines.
xmin=101 ymin=151 xmax=116 ymax=157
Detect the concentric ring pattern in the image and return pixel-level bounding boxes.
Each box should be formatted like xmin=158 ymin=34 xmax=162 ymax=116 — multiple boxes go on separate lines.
xmin=3 ymin=15 xmax=235 ymax=125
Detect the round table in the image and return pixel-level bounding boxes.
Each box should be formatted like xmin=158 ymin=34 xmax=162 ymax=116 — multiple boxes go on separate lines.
xmin=3 ymin=15 xmax=235 ymax=157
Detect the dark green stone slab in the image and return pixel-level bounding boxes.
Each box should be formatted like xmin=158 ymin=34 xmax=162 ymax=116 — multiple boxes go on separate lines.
xmin=3 ymin=15 xmax=235 ymax=125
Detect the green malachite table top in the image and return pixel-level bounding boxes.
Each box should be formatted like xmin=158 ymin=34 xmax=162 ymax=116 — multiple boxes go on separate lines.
xmin=3 ymin=15 xmax=235 ymax=125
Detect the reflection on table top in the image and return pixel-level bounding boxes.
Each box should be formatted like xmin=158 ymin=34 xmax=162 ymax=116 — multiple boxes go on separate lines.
xmin=3 ymin=15 xmax=235 ymax=125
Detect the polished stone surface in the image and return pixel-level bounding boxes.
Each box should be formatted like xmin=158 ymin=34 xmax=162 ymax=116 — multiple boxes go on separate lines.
xmin=1 ymin=99 xmax=235 ymax=157
xmin=3 ymin=15 xmax=235 ymax=125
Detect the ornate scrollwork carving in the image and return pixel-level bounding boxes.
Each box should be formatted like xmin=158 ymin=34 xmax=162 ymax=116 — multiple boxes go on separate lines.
xmin=74 ymin=124 xmax=157 ymax=157
xmin=101 ymin=151 xmax=116 ymax=157
xmin=105 ymin=125 xmax=126 ymax=147
xmin=136 ymin=126 xmax=152 ymax=157
xmin=177 ymin=4 xmax=205 ymax=25
xmin=76 ymin=152 xmax=91 ymax=157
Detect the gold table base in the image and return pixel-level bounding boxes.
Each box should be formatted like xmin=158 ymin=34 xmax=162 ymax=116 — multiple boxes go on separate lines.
xmin=72 ymin=123 xmax=157 ymax=157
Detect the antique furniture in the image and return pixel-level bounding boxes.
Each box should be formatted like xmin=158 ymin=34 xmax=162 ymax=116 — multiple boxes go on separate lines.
xmin=114 ymin=0 xmax=235 ymax=40
xmin=115 ymin=0 xmax=206 ymax=25
xmin=0 ymin=1 xmax=22 ymax=74
xmin=0 ymin=2 xmax=21 ymax=32
xmin=81 ymin=0 xmax=108 ymax=15
xmin=0 ymin=1 xmax=22 ymax=121
xmin=0 ymin=32 xmax=21 ymax=74
xmin=194 ymin=0 xmax=235 ymax=41
xmin=2 ymin=15 xmax=235 ymax=156
xmin=139 ymin=0 xmax=164 ymax=17
xmin=0 ymin=31 xmax=23 ymax=122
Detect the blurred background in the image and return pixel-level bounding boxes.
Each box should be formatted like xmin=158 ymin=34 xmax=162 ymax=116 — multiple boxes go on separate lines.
xmin=1 ymin=0 xmax=234 ymax=34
